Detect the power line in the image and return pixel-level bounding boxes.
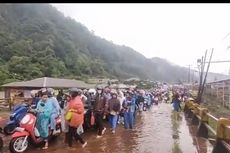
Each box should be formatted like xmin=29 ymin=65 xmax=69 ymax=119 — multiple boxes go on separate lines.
xmin=203 ymin=60 xmax=230 ymax=64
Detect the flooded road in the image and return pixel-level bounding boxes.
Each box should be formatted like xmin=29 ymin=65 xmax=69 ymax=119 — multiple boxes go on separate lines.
xmin=1 ymin=103 xmax=213 ymax=153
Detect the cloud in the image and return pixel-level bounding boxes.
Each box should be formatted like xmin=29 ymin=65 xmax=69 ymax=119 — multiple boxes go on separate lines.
xmin=51 ymin=3 xmax=230 ymax=75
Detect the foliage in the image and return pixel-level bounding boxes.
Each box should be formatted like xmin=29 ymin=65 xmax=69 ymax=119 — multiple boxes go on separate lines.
xmin=0 ymin=4 xmax=204 ymax=85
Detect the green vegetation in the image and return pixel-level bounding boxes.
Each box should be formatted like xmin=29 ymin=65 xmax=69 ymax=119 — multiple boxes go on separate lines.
xmin=201 ymin=94 xmax=230 ymax=119
xmin=0 ymin=4 xmax=227 ymax=85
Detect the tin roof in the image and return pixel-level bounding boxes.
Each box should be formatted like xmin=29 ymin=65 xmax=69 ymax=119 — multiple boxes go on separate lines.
xmin=2 ymin=77 xmax=95 ymax=89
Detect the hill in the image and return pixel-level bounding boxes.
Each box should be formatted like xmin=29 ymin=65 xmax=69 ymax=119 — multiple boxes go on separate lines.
xmin=0 ymin=4 xmax=228 ymax=85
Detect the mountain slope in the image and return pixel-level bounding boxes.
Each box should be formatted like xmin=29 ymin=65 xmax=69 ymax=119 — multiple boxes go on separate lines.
xmin=0 ymin=4 xmax=228 ymax=85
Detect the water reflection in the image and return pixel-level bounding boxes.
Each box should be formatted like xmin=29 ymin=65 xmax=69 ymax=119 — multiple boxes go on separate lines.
xmin=171 ymin=111 xmax=183 ymax=153
xmin=186 ymin=121 xmax=213 ymax=153
xmin=1 ymin=103 xmax=205 ymax=153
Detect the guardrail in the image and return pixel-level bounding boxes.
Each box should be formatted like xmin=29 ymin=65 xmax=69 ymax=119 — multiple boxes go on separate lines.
xmin=184 ymin=100 xmax=230 ymax=153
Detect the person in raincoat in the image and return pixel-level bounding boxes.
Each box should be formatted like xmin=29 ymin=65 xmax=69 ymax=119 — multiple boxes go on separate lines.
xmin=108 ymin=91 xmax=121 ymax=134
xmin=93 ymin=87 xmax=107 ymax=138
xmin=65 ymin=88 xmax=87 ymax=149
xmin=122 ymin=92 xmax=136 ymax=129
xmin=171 ymin=93 xmax=181 ymax=112
xmin=47 ymin=88 xmax=61 ymax=135
xmin=117 ymin=90 xmax=125 ymax=125
xmin=35 ymin=91 xmax=52 ymax=150
xmin=136 ymin=90 xmax=145 ymax=112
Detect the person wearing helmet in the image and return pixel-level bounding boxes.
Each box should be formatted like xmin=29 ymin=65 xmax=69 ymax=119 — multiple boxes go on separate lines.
xmin=31 ymin=90 xmax=40 ymax=107
xmin=80 ymin=89 xmax=88 ymax=104
xmin=86 ymin=89 xmax=96 ymax=110
xmin=108 ymin=91 xmax=121 ymax=134
xmin=104 ymin=86 xmax=112 ymax=102
xmin=65 ymin=88 xmax=87 ymax=148
xmin=47 ymin=88 xmax=61 ymax=135
xmin=122 ymin=91 xmax=136 ymax=129
xmin=93 ymin=87 xmax=107 ymax=138
xmin=117 ymin=90 xmax=125 ymax=125
xmin=136 ymin=90 xmax=145 ymax=113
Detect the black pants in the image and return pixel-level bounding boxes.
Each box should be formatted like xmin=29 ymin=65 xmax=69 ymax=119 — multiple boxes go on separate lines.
xmin=67 ymin=126 xmax=85 ymax=147
xmin=94 ymin=112 xmax=104 ymax=136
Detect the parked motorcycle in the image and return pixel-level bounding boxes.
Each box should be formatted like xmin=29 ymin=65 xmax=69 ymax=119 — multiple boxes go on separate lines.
xmin=4 ymin=103 xmax=29 ymax=135
xmin=9 ymin=108 xmax=62 ymax=153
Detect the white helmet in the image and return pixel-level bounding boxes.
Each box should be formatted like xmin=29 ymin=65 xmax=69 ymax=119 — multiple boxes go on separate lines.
xmin=88 ymin=88 xmax=96 ymax=95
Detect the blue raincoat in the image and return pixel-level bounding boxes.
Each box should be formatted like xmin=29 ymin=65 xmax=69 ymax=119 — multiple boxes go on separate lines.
xmin=36 ymin=100 xmax=53 ymax=138
xmin=172 ymin=98 xmax=181 ymax=112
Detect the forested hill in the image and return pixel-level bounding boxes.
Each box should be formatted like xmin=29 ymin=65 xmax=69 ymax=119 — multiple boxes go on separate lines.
xmin=0 ymin=4 xmax=227 ymax=85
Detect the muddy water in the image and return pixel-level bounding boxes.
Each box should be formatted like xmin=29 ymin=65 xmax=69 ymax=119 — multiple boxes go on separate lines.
xmin=1 ymin=103 xmax=213 ymax=153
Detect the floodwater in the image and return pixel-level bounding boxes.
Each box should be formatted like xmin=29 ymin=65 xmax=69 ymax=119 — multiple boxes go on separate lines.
xmin=1 ymin=103 xmax=213 ymax=153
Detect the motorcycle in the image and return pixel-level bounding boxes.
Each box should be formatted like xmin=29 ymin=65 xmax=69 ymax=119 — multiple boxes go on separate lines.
xmin=9 ymin=108 xmax=62 ymax=153
xmin=4 ymin=103 xmax=29 ymax=135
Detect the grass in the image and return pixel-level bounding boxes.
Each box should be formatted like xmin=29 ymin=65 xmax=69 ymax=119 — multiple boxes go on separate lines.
xmin=201 ymin=93 xmax=230 ymax=119
xmin=200 ymin=93 xmax=230 ymax=139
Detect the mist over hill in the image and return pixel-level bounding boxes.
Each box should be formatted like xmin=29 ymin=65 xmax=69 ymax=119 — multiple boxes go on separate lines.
xmin=0 ymin=4 xmax=228 ymax=85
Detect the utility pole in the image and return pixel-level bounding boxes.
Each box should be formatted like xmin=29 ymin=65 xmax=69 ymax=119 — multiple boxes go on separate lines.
xmin=188 ymin=65 xmax=191 ymax=83
xmin=200 ymin=48 xmax=214 ymax=103
xmin=197 ymin=50 xmax=208 ymax=102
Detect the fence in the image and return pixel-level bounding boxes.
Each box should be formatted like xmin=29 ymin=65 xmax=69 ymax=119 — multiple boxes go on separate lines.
xmin=0 ymin=97 xmax=32 ymax=111
xmin=184 ymin=100 xmax=230 ymax=153
xmin=205 ymin=84 xmax=230 ymax=109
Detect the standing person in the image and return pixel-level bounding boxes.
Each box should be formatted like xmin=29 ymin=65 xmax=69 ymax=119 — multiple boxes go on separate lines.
xmin=35 ymin=91 xmax=52 ymax=150
xmin=136 ymin=90 xmax=145 ymax=113
xmin=144 ymin=92 xmax=151 ymax=111
xmin=171 ymin=93 xmax=181 ymax=112
xmin=117 ymin=90 xmax=125 ymax=125
xmin=57 ymin=89 xmax=64 ymax=109
xmin=108 ymin=91 xmax=121 ymax=134
xmin=122 ymin=92 xmax=136 ymax=129
xmin=154 ymin=93 xmax=159 ymax=105
xmin=65 ymin=88 xmax=87 ymax=149
xmin=62 ymin=93 xmax=71 ymax=144
xmin=104 ymin=87 xmax=112 ymax=101
xmin=47 ymin=88 xmax=61 ymax=135
xmin=133 ymin=91 xmax=139 ymax=125
xmin=81 ymin=90 xmax=88 ymax=104
xmin=31 ymin=91 xmax=40 ymax=107
xmin=93 ymin=87 xmax=107 ymax=138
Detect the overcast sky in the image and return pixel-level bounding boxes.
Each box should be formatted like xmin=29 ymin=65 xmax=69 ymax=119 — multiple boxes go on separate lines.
xmin=52 ymin=3 xmax=230 ymax=75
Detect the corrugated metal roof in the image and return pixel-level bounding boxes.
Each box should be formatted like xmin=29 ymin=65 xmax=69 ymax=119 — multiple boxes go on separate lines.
xmin=207 ymin=78 xmax=230 ymax=84
xmin=2 ymin=77 xmax=95 ymax=89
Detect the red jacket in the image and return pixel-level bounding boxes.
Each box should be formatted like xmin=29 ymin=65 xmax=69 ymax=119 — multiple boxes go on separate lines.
xmin=67 ymin=96 xmax=84 ymax=128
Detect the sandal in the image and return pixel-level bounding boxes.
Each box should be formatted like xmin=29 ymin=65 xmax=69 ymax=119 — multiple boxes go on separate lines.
xmin=42 ymin=146 xmax=48 ymax=150
xmin=42 ymin=143 xmax=48 ymax=150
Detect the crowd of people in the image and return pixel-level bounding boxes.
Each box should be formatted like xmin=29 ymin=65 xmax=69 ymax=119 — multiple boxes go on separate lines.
xmin=29 ymin=84 xmax=191 ymax=150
